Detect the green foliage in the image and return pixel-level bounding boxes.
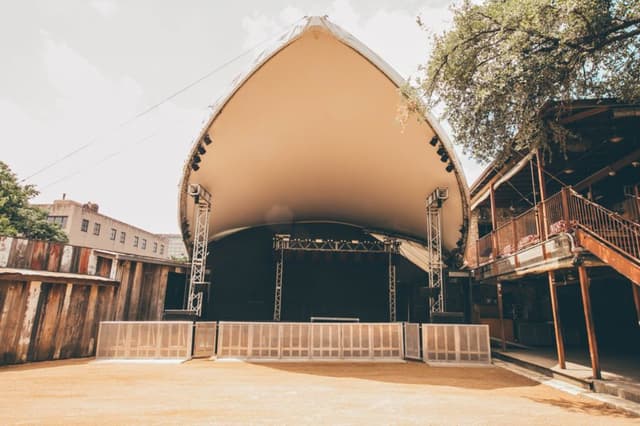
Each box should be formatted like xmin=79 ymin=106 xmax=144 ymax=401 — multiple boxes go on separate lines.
xmin=0 ymin=161 xmax=68 ymax=242
xmin=416 ymin=0 xmax=640 ymax=163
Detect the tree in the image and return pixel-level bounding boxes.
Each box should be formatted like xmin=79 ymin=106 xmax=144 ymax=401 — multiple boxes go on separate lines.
xmin=0 ymin=161 xmax=68 ymax=242
xmin=412 ymin=0 xmax=640 ymax=163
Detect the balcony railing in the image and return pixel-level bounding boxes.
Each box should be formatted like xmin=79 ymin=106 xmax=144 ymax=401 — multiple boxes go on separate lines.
xmin=472 ymin=187 xmax=640 ymax=268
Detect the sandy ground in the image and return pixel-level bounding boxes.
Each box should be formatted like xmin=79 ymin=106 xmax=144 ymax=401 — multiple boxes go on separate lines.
xmin=0 ymin=359 xmax=637 ymax=425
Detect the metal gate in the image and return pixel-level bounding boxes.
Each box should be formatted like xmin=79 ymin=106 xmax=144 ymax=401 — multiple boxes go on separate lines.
xmin=96 ymin=321 xmax=193 ymax=361
xmin=403 ymin=323 xmax=421 ymax=360
xmin=193 ymin=322 xmax=217 ymax=358
xmin=216 ymin=322 xmax=403 ymax=361
xmin=422 ymin=324 xmax=491 ymax=365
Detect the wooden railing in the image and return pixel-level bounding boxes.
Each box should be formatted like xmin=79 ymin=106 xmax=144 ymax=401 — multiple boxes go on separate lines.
xmin=568 ymin=189 xmax=640 ymax=262
xmin=472 ymin=186 xmax=640 ymax=267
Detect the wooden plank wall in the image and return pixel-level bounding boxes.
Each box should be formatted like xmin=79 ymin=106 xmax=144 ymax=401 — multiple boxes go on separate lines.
xmin=0 ymin=236 xmax=94 ymax=274
xmin=0 ymin=280 xmax=117 ymax=364
xmin=0 ymin=237 xmax=183 ymax=365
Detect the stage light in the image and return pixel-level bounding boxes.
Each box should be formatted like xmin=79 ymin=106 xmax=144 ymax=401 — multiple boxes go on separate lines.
xmin=203 ymin=134 xmax=212 ymax=145
xmin=440 ymin=153 xmax=449 ymax=163
xmin=191 ymin=162 xmax=200 ymax=171
xmin=429 ymin=136 xmax=439 ymax=146
xmin=193 ymin=154 xmax=201 ymax=164
xmin=197 ymin=144 xmax=206 ymax=155
xmin=445 ymin=163 xmax=454 ymax=172
xmin=437 ymin=147 xmax=446 ymax=156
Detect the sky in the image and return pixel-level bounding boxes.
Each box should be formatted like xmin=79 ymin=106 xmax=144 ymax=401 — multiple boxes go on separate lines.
xmin=1 ymin=0 xmax=483 ymax=234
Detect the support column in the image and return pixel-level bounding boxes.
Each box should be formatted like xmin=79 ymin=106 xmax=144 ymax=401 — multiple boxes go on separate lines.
xmin=273 ymin=246 xmax=284 ymax=321
xmin=497 ymin=282 xmax=506 ymax=351
xmin=490 ymin=184 xmax=499 ymax=258
xmin=388 ymin=251 xmax=397 ymax=322
xmin=632 ymin=283 xmax=640 ymax=327
xmin=578 ymin=266 xmax=601 ymax=379
xmin=536 ymin=149 xmax=548 ymax=240
xmin=547 ymin=271 xmax=566 ymax=369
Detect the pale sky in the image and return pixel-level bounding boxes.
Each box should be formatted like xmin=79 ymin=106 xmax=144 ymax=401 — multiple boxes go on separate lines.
xmin=1 ymin=0 xmax=483 ymax=234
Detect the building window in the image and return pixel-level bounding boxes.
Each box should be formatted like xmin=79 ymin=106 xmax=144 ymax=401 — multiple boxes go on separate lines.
xmin=160 ymin=245 xmax=164 ymax=255
xmin=120 ymin=232 xmax=126 ymax=244
xmin=141 ymin=239 xmax=147 ymax=249
xmin=81 ymin=219 xmax=89 ymax=232
xmin=133 ymin=236 xmax=139 ymax=247
xmin=93 ymin=223 xmax=101 ymax=236
xmin=153 ymin=242 xmax=158 ymax=253
xmin=47 ymin=216 xmax=68 ymax=228
xmin=110 ymin=228 xmax=117 ymax=240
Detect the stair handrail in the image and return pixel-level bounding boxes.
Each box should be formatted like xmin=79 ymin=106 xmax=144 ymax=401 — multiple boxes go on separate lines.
xmin=566 ymin=188 xmax=640 ymax=262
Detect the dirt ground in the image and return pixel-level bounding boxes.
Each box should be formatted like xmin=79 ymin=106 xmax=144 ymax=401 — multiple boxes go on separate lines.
xmin=0 ymin=359 xmax=637 ymax=425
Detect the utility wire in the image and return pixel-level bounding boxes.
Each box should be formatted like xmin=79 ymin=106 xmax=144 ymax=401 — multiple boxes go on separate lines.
xmin=23 ymin=17 xmax=304 ymax=183
xmin=41 ymin=132 xmax=157 ymax=190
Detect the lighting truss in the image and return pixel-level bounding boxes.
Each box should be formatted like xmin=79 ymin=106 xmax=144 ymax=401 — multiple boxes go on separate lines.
xmin=272 ymin=235 xmax=400 ymax=321
xmin=187 ymin=184 xmax=212 ymax=317
xmin=426 ymin=187 xmax=448 ymax=315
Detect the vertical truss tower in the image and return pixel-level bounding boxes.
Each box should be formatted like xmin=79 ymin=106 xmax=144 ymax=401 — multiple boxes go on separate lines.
xmin=187 ymin=184 xmax=212 ymax=317
xmin=427 ymin=187 xmax=448 ymax=315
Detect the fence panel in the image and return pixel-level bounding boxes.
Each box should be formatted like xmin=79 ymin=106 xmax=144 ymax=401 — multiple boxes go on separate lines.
xmin=422 ymin=324 xmax=490 ymax=365
xmin=216 ymin=322 xmax=403 ymax=361
xmin=96 ymin=321 xmax=192 ymax=361
xmin=281 ymin=323 xmax=311 ymax=358
xmin=404 ymin=323 xmax=421 ymax=360
xmin=193 ymin=322 xmax=217 ymax=358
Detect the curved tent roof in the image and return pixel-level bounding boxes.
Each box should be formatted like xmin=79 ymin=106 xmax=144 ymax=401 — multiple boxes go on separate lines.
xmin=179 ymin=16 xmax=469 ymax=252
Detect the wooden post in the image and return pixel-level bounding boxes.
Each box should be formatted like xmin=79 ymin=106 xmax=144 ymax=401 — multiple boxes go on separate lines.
xmin=578 ymin=266 xmax=601 ymax=379
xmin=497 ymin=282 xmax=506 ymax=351
xmin=547 ymin=271 xmax=566 ymax=369
xmin=490 ymin=184 xmax=499 ymax=258
xmin=561 ymin=187 xmax=571 ymax=224
xmin=632 ymin=283 xmax=640 ymax=327
xmin=513 ymin=220 xmax=519 ymax=267
xmin=535 ymin=150 xmax=548 ymax=238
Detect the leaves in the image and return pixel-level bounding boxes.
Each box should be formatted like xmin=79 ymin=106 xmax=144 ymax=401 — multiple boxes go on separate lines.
xmin=417 ymin=0 xmax=640 ymax=164
xmin=0 ymin=162 xmax=68 ymax=242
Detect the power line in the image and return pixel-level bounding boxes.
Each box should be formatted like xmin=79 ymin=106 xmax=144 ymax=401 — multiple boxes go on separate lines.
xmin=41 ymin=132 xmax=157 ymax=190
xmin=23 ymin=17 xmax=304 ymax=183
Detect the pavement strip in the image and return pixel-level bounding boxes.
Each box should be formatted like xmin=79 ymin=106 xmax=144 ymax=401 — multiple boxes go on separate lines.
xmin=493 ymin=359 xmax=640 ymax=417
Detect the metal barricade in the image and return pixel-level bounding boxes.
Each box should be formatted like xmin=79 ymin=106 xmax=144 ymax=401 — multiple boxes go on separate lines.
xmin=193 ymin=322 xmax=217 ymax=358
xmin=96 ymin=321 xmax=193 ymax=361
xmin=216 ymin=322 xmax=404 ymax=361
xmin=403 ymin=323 xmax=421 ymax=360
xmin=422 ymin=324 xmax=490 ymax=365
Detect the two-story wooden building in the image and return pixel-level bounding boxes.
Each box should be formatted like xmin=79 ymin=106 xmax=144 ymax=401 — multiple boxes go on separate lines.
xmin=468 ymin=99 xmax=640 ymax=379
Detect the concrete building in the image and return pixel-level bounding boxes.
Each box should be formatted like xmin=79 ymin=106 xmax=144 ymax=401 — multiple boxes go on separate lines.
xmin=37 ymin=199 xmax=169 ymax=260
xmin=159 ymin=234 xmax=189 ymax=260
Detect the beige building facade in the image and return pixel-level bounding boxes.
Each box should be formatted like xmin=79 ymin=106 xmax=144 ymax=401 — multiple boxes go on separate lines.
xmin=38 ymin=199 xmax=169 ymax=259
xmin=158 ymin=234 xmax=189 ymax=260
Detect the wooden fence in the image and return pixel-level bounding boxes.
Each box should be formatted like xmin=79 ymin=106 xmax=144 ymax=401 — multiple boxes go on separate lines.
xmin=0 ymin=236 xmax=186 ymax=365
